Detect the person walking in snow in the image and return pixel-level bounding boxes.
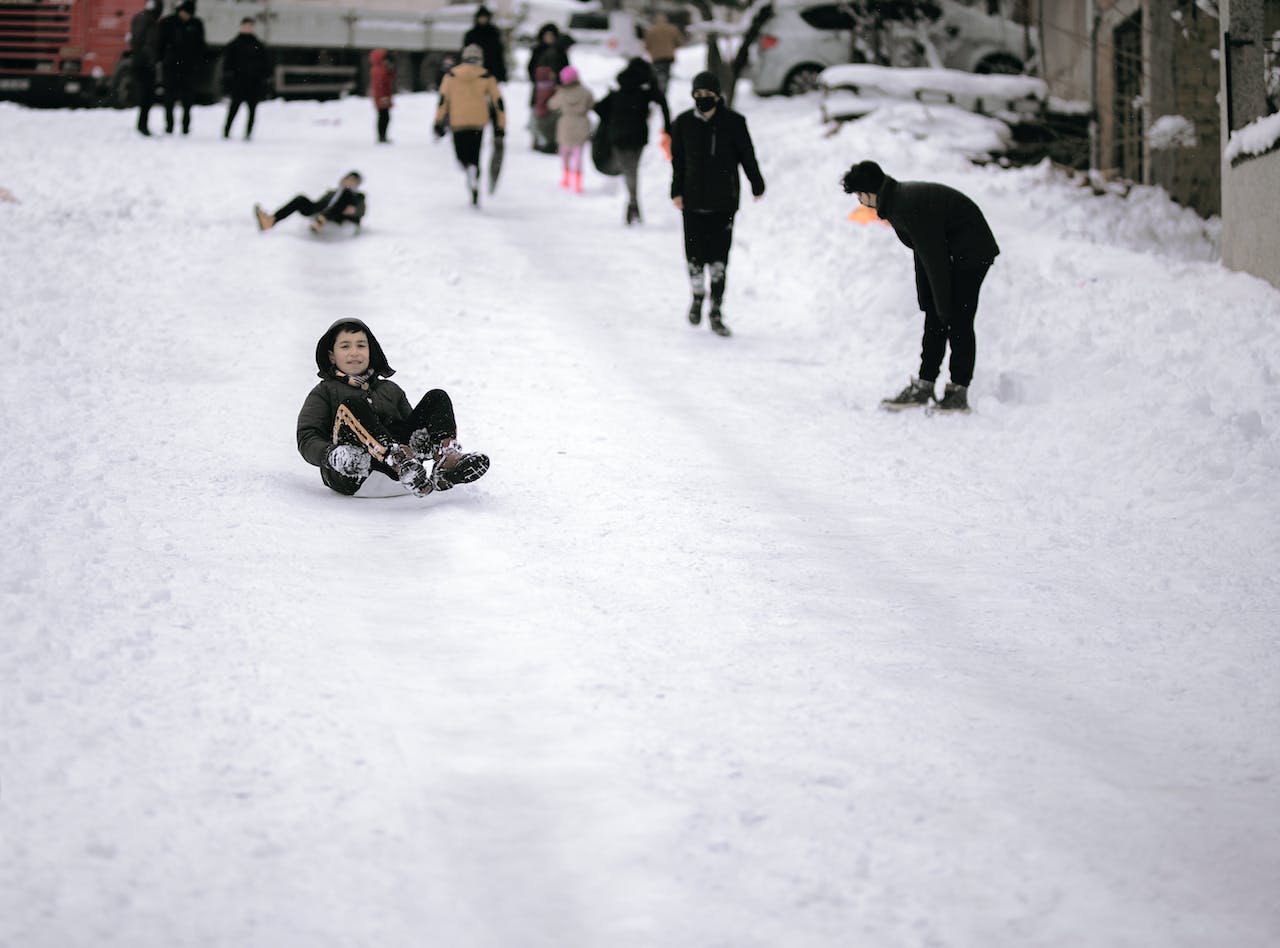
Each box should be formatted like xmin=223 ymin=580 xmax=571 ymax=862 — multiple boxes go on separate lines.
xmin=594 ymin=57 xmax=671 ymax=224
xmin=297 ymin=319 xmax=489 ymax=498
xmin=527 ymin=23 xmax=570 ymax=153
xmin=434 ymin=44 xmax=506 ymax=206
xmin=368 ymin=48 xmax=395 ymax=143
xmin=254 ymin=170 xmax=366 ymax=233
xmin=842 ymin=160 xmax=1000 ymax=414
xmin=548 ymin=66 xmax=593 ymax=194
xmin=642 ymin=12 xmax=683 ymax=97
xmin=221 ymin=17 xmax=270 ymax=140
xmin=669 ymin=70 xmax=765 ymax=338
xmin=127 ymin=0 xmax=162 ymax=136
xmin=463 ymin=5 xmax=508 ymax=83
xmin=158 ymin=0 xmax=207 ymax=135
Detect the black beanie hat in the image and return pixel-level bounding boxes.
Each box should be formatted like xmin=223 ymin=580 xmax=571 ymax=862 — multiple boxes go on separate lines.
xmin=691 ymin=71 xmax=721 ymax=95
xmin=842 ymin=160 xmax=886 ymax=194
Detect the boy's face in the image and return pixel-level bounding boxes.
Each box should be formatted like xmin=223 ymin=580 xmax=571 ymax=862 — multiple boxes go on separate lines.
xmin=329 ymin=329 xmax=370 ymax=375
xmin=341 ymin=174 xmax=361 ymax=190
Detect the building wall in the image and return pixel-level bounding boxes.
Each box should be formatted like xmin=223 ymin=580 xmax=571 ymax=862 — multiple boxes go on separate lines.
xmin=1038 ymin=2 xmax=1091 ymax=103
xmin=1223 ymin=151 xmax=1280 ymax=287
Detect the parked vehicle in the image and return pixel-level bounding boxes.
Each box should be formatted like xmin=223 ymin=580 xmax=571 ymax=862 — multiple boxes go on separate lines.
xmin=0 ymin=0 xmax=483 ymax=108
xmin=746 ymin=0 xmax=1034 ymax=97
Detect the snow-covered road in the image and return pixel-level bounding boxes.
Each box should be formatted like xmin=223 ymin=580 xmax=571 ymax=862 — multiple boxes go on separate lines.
xmin=3 ymin=48 xmax=1279 ymax=947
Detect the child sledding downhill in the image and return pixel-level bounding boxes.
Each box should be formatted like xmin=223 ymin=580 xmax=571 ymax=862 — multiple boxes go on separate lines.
xmin=296 ymin=319 xmax=489 ymax=498
xmin=255 ymin=171 xmax=366 ymax=234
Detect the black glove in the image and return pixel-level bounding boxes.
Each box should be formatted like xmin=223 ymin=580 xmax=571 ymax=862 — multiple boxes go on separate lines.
xmin=433 ymin=124 xmax=446 ymax=139
xmin=494 ymin=128 xmax=505 ymax=139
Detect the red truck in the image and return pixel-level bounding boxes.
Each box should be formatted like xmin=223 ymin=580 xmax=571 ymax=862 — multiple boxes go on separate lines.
xmin=0 ymin=0 xmax=130 ymax=105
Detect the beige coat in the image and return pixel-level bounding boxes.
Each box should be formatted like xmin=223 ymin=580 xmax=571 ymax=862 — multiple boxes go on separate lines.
xmin=434 ymin=63 xmax=505 ymax=131
xmin=548 ymin=81 xmax=594 ymax=148
xmin=643 ymin=21 xmax=682 ymax=61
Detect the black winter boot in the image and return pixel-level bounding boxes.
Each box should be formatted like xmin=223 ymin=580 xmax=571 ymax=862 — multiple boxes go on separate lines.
xmin=932 ymin=383 xmax=971 ymax=413
xmin=688 ymin=295 xmax=704 ymax=326
xmin=708 ymin=302 xmax=731 ymax=337
xmin=880 ymin=377 xmax=934 ymax=411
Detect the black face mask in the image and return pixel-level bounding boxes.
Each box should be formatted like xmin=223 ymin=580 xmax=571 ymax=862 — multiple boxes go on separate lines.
xmin=694 ymin=95 xmax=718 ymax=114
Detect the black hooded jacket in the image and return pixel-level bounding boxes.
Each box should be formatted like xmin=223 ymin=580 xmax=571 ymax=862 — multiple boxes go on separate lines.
xmin=527 ymin=24 xmax=570 ymax=83
xmin=594 ymin=58 xmax=671 ymax=150
xmin=875 ymin=175 xmax=1000 ymax=322
xmin=221 ymin=32 xmax=270 ymax=97
xmin=670 ymin=104 xmax=765 ymax=212
xmin=296 ymin=319 xmax=411 ymax=467
xmin=464 ymin=6 xmax=507 ymax=82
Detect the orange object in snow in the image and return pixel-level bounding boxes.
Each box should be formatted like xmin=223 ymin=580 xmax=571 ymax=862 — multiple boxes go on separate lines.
xmin=659 ymin=131 xmax=672 ymax=162
xmin=848 ymin=204 xmax=888 ymax=226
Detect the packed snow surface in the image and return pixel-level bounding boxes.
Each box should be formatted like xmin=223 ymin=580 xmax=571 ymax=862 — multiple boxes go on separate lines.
xmin=2 ymin=47 xmax=1279 ymax=948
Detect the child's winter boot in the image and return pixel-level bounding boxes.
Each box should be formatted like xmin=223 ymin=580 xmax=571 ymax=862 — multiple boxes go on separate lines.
xmin=880 ymin=377 xmax=935 ymax=411
xmin=572 ymin=171 xmax=583 ymax=194
xmin=708 ymin=303 xmax=732 ymax=337
xmin=932 ymin=383 xmax=971 ymax=413
xmin=560 ymin=168 xmax=571 ymax=189
xmin=428 ymin=437 xmax=490 ymax=491
xmin=386 ymin=444 xmax=433 ymax=496
xmin=688 ymin=295 xmax=704 ymax=326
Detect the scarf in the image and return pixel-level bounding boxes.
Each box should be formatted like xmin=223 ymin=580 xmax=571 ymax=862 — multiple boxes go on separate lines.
xmin=334 ymin=367 xmax=377 ymax=391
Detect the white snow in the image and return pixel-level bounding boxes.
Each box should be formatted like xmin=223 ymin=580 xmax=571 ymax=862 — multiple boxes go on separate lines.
xmin=1224 ymin=109 xmax=1280 ymax=162
xmin=1147 ymin=113 xmax=1197 ymax=150
xmin=3 ymin=46 xmax=1280 ymax=947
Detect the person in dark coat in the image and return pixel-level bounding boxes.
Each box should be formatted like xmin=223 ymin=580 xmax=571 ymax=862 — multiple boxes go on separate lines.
xmin=594 ymin=57 xmax=671 ymax=225
xmin=463 ymin=5 xmax=507 ymax=83
xmin=254 ymin=170 xmax=367 ymax=233
xmin=127 ymin=0 xmax=162 ymax=136
xmin=669 ymin=71 xmax=765 ymax=337
xmin=297 ymin=319 xmax=490 ymax=497
xmin=842 ymin=160 xmax=1000 ymax=413
xmin=221 ymin=17 xmax=270 ymax=140
xmin=158 ymin=0 xmax=207 ymax=135
xmin=527 ymin=23 xmax=570 ymax=153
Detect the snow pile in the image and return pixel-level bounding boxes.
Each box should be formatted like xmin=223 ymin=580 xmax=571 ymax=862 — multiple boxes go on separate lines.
xmin=1146 ymin=113 xmax=1197 ymax=149
xmin=1224 ymin=110 xmax=1280 ymax=162
xmin=2 ymin=44 xmax=1279 ymax=948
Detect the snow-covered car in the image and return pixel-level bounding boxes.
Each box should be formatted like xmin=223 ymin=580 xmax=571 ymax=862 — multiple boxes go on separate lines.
xmin=747 ymin=0 xmax=1035 ymax=97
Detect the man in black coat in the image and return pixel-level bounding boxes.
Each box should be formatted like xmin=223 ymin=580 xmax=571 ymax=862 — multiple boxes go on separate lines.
xmin=127 ymin=0 xmax=161 ymax=135
xmin=463 ymin=6 xmax=507 ymax=83
xmin=669 ymin=71 xmax=765 ymax=337
xmin=222 ymin=17 xmax=270 ymax=140
xmin=159 ymin=0 xmax=207 ymax=135
xmin=842 ymin=160 xmax=999 ymax=413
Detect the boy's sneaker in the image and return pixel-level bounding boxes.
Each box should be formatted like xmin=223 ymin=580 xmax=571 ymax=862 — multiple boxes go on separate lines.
xmin=429 ymin=439 xmax=490 ymax=492
xmin=254 ymin=204 xmax=274 ymax=231
xmin=688 ymin=296 xmax=704 ymax=326
xmin=708 ymin=305 xmax=732 ymax=337
xmin=880 ymin=377 xmax=935 ymax=411
xmin=931 ymin=383 xmax=971 ymax=414
xmin=309 ymin=215 xmax=327 ymax=233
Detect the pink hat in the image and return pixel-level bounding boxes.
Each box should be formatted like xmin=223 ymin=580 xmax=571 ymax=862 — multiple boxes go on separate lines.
xmin=560 ymin=65 xmax=579 ymax=84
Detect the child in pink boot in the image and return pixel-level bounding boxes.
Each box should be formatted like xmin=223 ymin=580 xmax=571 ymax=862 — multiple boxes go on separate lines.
xmin=548 ymin=65 xmax=594 ymax=193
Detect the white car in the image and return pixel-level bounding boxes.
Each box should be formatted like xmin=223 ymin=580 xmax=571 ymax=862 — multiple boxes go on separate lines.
xmin=746 ymin=0 xmax=1035 ymax=97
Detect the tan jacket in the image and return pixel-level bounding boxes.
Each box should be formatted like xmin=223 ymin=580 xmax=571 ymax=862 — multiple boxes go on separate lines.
xmin=548 ymin=81 xmax=594 ymax=148
xmin=643 ymin=21 xmax=682 ymax=62
xmin=434 ymin=63 xmax=505 ymax=131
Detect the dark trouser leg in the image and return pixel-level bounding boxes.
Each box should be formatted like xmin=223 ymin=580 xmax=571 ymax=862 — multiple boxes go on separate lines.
xmin=944 ymin=263 xmax=989 ymax=387
xmin=684 ymin=210 xmax=735 ymax=305
xmin=654 ymin=59 xmax=672 ymax=97
xmin=616 ymin=147 xmax=642 ymax=209
xmin=163 ymin=83 xmax=176 ymax=132
xmin=224 ymin=97 xmax=241 ymax=137
xmin=377 ymin=108 xmax=390 ymax=142
xmin=918 ymin=293 xmax=947 ymax=384
xmin=271 ymin=195 xmax=322 ymax=222
xmin=180 ymin=77 xmax=193 ymax=133
xmin=133 ymin=64 xmax=154 ymax=131
xmin=386 ymin=389 xmax=457 ymax=447
xmin=453 ymin=129 xmax=483 ymax=170
xmin=244 ymin=97 xmax=257 ymax=138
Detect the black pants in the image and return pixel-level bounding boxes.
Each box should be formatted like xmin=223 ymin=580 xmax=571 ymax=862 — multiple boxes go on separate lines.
xmin=133 ymin=61 xmax=156 ymax=132
xmin=224 ymin=94 xmax=259 ymax=138
xmin=453 ymin=128 xmax=483 ymax=168
xmin=323 ymin=390 xmax=458 ymax=495
xmin=272 ymin=190 xmax=358 ymax=223
xmin=652 ymin=59 xmax=673 ymax=97
xmin=377 ymin=108 xmax=390 ymax=142
xmin=918 ymin=262 xmax=991 ymax=388
xmin=682 ymin=210 xmax=735 ymax=303
xmin=163 ymin=70 xmax=196 ymax=133
xmin=616 ymin=146 xmax=642 ymax=208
